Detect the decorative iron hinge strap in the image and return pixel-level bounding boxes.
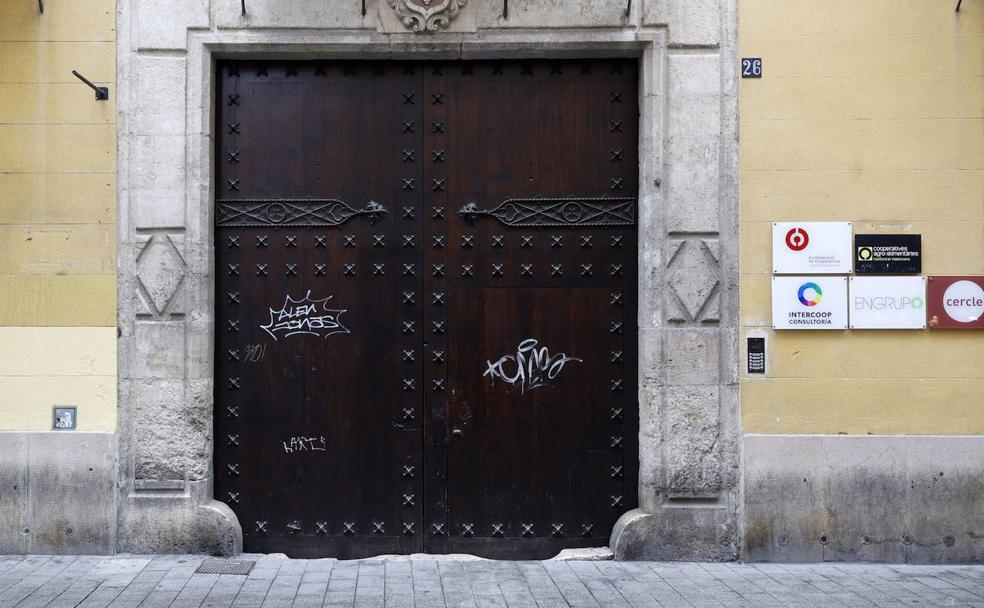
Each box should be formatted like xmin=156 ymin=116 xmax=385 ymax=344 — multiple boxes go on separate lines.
xmin=458 ymin=197 xmax=635 ymax=227
xmin=216 ymin=199 xmax=387 ymax=227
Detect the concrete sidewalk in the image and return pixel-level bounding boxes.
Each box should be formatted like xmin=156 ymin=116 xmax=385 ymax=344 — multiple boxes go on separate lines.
xmin=2 ymin=554 xmax=984 ymax=608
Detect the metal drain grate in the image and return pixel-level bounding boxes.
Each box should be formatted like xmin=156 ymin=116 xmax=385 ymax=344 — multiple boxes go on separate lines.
xmin=195 ymin=559 xmax=255 ymax=575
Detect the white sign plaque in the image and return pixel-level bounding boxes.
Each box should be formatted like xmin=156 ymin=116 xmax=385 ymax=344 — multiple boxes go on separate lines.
xmin=772 ymin=276 xmax=848 ymax=330
xmin=849 ymin=277 xmax=926 ymax=329
xmin=772 ymin=222 xmax=853 ymax=274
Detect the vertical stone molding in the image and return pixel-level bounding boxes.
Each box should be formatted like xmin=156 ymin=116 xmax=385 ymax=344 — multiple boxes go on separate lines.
xmin=117 ymin=0 xmax=738 ymax=560
xmin=616 ymin=0 xmax=740 ymax=561
xmin=666 ymin=53 xmax=723 ymax=235
xmin=119 ymin=0 xmax=242 ymax=555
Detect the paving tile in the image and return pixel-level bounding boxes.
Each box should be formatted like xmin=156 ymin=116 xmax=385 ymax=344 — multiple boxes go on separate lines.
xmin=199 ymin=576 xmax=246 ymax=608
xmin=44 ymin=576 xmax=105 ymax=608
xmin=0 ymin=574 xmax=51 ymax=608
xmin=3 ymin=555 xmax=984 ymax=608
xmin=105 ymin=582 xmax=158 ymax=608
xmin=74 ymin=583 xmax=126 ymax=608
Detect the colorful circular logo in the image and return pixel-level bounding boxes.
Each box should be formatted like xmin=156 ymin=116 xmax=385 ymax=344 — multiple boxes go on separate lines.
xmin=857 ymin=246 xmax=873 ymax=261
xmin=785 ymin=227 xmax=809 ymax=251
xmin=798 ymin=282 xmax=823 ymax=306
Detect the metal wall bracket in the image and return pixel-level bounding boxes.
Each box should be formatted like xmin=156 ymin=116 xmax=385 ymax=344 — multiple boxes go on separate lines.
xmin=625 ymin=0 xmax=632 ymax=17
xmin=38 ymin=0 xmax=44 ymax=14
xmin=956 ymin=0 xmax=962 ymax=11
xmin=72 ymin=70 xmax=109 ymax=100
xmin=503 ymin=0 xmax=508 ymax=19
xmin=241 ymin=0 xmax=246 ymax=15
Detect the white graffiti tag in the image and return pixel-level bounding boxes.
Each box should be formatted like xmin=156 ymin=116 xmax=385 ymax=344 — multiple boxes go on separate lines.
xmin=282 ymin=435 xmax=327 ymax=454
xmin=483 ymin=338 xmax=582 ymax=393
xmin=260 ymin=291 xmax=349 ymax=341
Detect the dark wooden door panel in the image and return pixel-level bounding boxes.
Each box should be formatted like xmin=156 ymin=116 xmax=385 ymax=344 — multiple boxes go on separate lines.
xmin=422 ymin=59 xmax=639 ymax=558
xmin=215 ymin=59 xmax=638 ymax=559
xmin=445 ymin=288 xmax=623 ymax=535
xmin=215 ymin=61 xmax=424 ymax=558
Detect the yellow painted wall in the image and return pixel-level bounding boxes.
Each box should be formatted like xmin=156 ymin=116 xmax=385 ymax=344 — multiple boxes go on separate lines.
xmin=740 ymin=0 xmax=984 ymax=435
xmin=0 ymin=0 xmax=117 ymax=432
xmin=0 ymin=328 xmax=117 ymax=431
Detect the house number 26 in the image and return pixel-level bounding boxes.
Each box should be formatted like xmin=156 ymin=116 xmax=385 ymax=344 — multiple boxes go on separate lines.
xmin=741 ymin=58 xmax=763 ymax=78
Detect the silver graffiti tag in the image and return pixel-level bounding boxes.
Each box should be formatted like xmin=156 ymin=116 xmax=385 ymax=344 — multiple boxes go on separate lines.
xmin=483 ymin=338 xmax=582 ymax=393
xmin=260 ymin=290 xmax=349 ymax=341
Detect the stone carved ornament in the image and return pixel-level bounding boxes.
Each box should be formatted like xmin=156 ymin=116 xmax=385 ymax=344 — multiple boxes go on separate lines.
xmin=389 ymin=0 xmax=467 ymax=32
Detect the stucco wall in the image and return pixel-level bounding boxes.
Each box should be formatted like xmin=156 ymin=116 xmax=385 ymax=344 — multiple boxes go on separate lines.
xmin=0 ymin=0 xmax=118 ymax=554
xmin=739 ymin=0 xmax=984 ymax=435
xmin=739 ymin=0 xmax=984 ymax=561
xmin=0 ymin=0 xmax=118 ymax=431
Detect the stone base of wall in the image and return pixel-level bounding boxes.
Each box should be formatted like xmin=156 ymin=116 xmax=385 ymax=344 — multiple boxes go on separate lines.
xmin=743 ymin=435 xmax=984 ymax=563
xmin=0 ymin=432 xmax=116 ymax=554
xmin=121 ymin=479 xmax=241 ymax=556
xmin=611 ymin=505 xmax=738 ymax=561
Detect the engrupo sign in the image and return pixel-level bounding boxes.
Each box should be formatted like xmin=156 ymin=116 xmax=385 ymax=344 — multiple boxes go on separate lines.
xmin=772 ymin=222 xmax=852 ymax=274
xmin=928 ymin=276 xmax=984 ymax=329
xmin=772 ymin=276 xmax=848 ymax=330
xmin=849 ymin=276 xmax=926 ymax=329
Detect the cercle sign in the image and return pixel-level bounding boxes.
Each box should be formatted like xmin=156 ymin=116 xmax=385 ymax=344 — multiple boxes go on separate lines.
xmin=389 ymin=0 xmax=468 ymax=32
xmin=928 ymin=276 xmax=984 ymax=329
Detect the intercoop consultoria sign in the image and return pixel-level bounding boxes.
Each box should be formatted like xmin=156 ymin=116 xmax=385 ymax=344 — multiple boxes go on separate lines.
xmin=772 ymin=276 xmax=848 ymax=330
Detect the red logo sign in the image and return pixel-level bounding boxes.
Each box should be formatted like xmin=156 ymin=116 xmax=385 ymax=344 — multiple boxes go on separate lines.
xmin=928 ymin=276 xmax=984 ymax=329
xmin=785 ymin=228 xmax=809 ymax=251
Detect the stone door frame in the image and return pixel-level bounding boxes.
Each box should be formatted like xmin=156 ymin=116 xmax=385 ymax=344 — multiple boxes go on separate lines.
xmin=118 ymin=27 xmax=739 ymax=559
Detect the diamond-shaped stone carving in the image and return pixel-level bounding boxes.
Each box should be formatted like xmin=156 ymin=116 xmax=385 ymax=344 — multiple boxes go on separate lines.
xmin=699 ymin=240 xmax=722 ymax=322
xmin=666 ymin=297 xmax=688 ymax=324
xmin=667 ymin=239 xmax=720 ymax=323
xmin=136 ymin=233 xmax=186 ymax=317
xmin=702 ymin=239 xmax=720 ymax=264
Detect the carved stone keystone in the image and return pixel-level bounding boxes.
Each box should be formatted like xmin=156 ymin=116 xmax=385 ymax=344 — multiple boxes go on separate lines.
xmin=389 ymin=0 xmax=467 ymax=32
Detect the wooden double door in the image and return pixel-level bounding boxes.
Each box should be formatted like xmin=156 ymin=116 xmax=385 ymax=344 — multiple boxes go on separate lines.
xmin=214 ymin=59 xmax=639 ymax=559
